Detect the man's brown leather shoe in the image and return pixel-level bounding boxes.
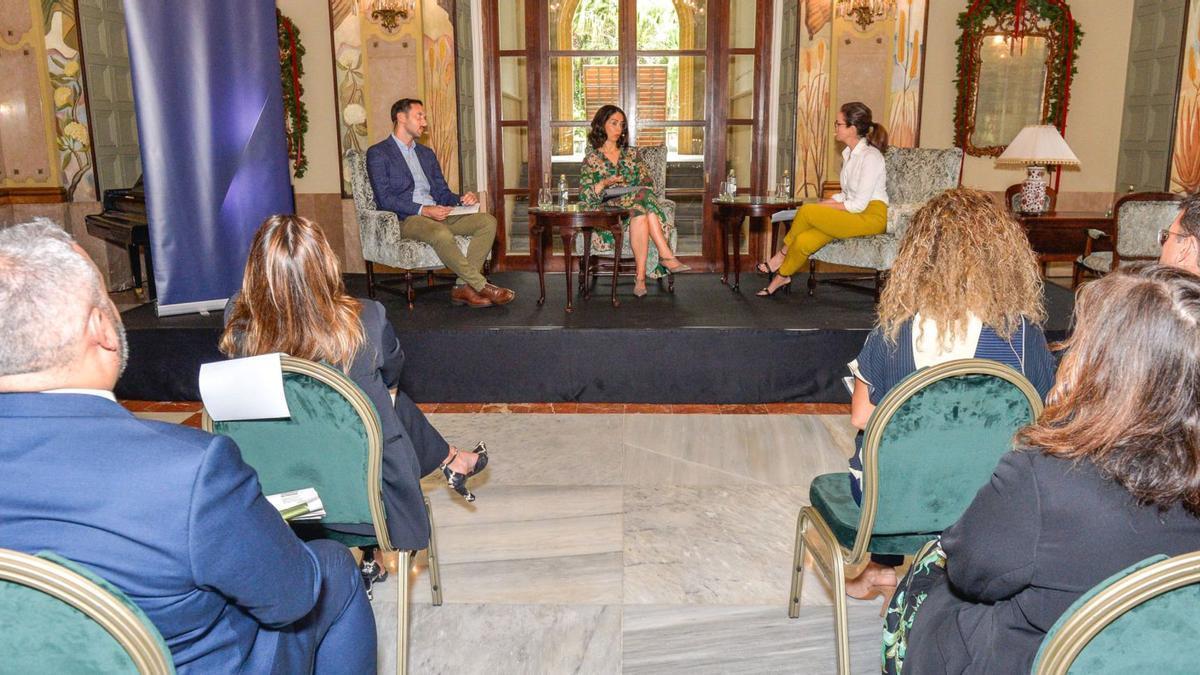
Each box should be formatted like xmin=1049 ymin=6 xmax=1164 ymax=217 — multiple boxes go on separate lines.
xmin=450 ymin=284 xmax=494 ymax=308
xmin=479 ymin=283 xmax=516 ymax=305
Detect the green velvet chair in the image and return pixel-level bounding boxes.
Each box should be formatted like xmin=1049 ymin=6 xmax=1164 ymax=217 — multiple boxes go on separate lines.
xmin=202 ymin=356 xmax=443 ymax=675
xmin=787 ymin=359 xmax=1043 ymax=675
xmin=0 ymin=548 xmax=174 ymax=674
xmin=1034 ymin=551 xmax=1200 ymax=674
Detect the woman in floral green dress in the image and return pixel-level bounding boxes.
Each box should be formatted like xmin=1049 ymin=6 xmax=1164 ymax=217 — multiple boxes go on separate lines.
xmin=578 ymin=105 xmax=689 ymax=296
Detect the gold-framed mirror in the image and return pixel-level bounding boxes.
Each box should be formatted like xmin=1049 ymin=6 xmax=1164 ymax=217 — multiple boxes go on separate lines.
xmin=954 ymin=1 xmax=1082 ymax=157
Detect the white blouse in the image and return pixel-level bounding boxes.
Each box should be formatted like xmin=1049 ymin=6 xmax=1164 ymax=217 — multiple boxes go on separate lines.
xmin=831 ymin=139 xmax=888 ymax=213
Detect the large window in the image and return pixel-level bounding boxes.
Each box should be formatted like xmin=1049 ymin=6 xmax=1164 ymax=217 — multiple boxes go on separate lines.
xmin=484 ymin=0 xmax=771 ymax=268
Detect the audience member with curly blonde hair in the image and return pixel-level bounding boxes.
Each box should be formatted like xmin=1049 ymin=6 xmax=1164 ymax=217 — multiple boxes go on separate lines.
xmin=842 ymin=187 xmax=1058 ymax=600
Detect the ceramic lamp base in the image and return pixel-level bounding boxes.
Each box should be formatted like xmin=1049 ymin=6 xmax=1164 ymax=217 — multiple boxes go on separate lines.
xmin=1020 ymin=165 xmax=1049 ymax=214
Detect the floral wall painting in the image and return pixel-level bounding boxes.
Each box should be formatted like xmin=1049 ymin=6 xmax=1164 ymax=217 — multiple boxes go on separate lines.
xmin=44 ymin=0 xmax=95 ymax=201
xmin=794 ymin=1 xmax=832 ymax=198
xmin=422 ymin=0 xmax=460 ymax=192
xmin=887 ymin=0 xmax=927 ymax=148
xmin=1171 ymin=0 xmax=1200 ymax=194
xmin=331 ymin=0 xmax=368 ymax=195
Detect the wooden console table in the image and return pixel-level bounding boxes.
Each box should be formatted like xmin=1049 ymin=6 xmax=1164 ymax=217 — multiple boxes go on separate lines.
xmin=530 ymin=205 xmax=627 ymax=312
xmin=1017 ymin=210 xmax=1114 ymax=264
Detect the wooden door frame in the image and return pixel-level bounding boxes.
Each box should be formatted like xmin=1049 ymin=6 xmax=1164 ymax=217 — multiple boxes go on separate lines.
xmin=482 ymin=0 xmax=773 ymax=272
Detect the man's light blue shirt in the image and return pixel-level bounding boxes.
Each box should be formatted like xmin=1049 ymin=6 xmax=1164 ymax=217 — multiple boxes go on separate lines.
xmin=392 ymin=134 xmax=436 ymax=207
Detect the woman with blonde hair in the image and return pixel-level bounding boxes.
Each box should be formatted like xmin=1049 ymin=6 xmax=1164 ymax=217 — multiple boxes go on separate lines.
xmin=890 ymin=264 xmax=1200 ymax=673
xmin=757 ymin=101 xmax=889 ymax=296
xmin=842 ymin=187 xmax=1057 ymax=599
xmin=220 ymin=215 xmax=489 ymax=555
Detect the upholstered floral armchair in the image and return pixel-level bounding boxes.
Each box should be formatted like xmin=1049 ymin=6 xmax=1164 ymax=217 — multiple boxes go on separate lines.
xmin=345 ymin=149 xmax=483 ymax=308
xmin=1072 ymin=192 xmax=1182 ymax=288
xmin=803 ymin=147 xmax=963 ymax=298
xmin=573 ymin=144 xmax=678 ymax=286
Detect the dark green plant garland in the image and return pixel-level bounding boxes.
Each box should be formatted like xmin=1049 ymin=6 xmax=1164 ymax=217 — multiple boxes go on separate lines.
xmin=954 ymin=0 xmax=1084 ymax=153
xmin=278 ymin=9 xmax=309 ymax=178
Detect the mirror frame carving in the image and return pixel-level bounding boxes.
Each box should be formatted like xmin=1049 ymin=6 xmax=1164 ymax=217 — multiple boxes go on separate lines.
xmin=954 ymin=0 xmax=1083 ymax=157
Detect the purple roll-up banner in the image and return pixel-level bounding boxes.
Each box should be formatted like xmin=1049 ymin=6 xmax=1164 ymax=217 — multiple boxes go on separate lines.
xmin=123 ymin=0 xmax=293 ymax=316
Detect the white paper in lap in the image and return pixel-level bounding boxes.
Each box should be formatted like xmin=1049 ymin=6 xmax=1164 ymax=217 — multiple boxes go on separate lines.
xmin=199 ymin=353 xmax=290 ymax=421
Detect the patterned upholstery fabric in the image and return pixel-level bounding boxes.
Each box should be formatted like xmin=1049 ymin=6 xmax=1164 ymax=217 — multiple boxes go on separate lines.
xmin=1115 ymin=199 xmax=1181 ymax=259
xmin=345 ymin=149 xmax=474 ymax=271
xmin=811 ymin=147 xmax=962 ymax=271
xmin=573 ymin=145 xmax=678 ymax=260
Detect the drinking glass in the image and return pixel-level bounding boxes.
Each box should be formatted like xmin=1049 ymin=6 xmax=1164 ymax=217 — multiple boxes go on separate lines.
xmin=537 ymin=188 xmax=554 ymax=209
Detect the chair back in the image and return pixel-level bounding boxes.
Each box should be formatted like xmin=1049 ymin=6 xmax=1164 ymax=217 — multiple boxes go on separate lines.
xmin=202 ymin=356 xmax=391 ymax=549
xmin=636 ymin=145 xmax=668 ymax=200
xmin=1006 ymin=183 xmax=1058 ymax=213
xmin=1114 ymin=192 xmax=1183 ymax=261
xmin=857 ymin=359 xmax=1042 ymax=545
xmin=0 ymin=548 xmax=175 ymax=674
xmin=881 ymin=147 xmax=963 ymax=234
xmin=1034 ymin=551 xmax=1200 ymax=674
xmin=345 ymin=149 xmax=379 ymax=212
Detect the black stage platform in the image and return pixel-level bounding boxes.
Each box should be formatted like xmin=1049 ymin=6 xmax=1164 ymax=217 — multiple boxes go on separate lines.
xmin=116 ymin=272 xmax=1076 ymax=403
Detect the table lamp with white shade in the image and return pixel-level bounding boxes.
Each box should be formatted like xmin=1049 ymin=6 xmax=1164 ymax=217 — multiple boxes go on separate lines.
xmin=997 ymin=125 xmax=1080 ymax=214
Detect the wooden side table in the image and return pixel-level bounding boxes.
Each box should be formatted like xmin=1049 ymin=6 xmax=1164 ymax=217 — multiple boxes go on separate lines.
xmin=1017 ymin=211 xmax=1114 ymax=264
xmin=530 ymin=206 xmax=627 ymax=312
xmin=713 ymin=197 xmax=803 ymax=291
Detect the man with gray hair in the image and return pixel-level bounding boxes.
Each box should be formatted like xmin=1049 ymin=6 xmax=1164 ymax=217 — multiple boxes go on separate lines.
xmin=1159 ymin=192 xmax=1200 ymax=275
xmin=0 ymin=221 xmax=377 ymax=673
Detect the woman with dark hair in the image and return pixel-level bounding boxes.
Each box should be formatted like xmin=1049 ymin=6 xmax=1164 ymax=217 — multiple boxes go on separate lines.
xmin=884 ymin=264 xmax=1200 ymax=674
xmin=220 ymin=215 xmax=490 ymax=554
xmin=578 ymin=104 xmax=689 ymax=297
xmin=757 ymin=101 xmax=889 ymax=296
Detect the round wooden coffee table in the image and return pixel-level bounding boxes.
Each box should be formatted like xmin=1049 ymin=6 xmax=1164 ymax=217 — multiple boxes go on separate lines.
xmin=713 ymin=196 xmax=803 ymax=291
xmin=530 ymin=205 xmax=628 ymax=312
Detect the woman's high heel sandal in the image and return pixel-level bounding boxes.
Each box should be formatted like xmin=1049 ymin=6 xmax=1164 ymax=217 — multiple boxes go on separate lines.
xmin=440 ymin=442 xmax=489 ymax=502
xmin=756 ymin=278 xmax=792 ymax=297
xmin=660 ymin=256 xmax=691 ymax=273
xmin=634 ymin=279 xmax=648 ymax=297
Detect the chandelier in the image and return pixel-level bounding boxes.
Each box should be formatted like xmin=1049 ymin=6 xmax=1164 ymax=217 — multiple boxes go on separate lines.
xmin=370 ymin=0 xmax=415 ymax=34
xmin=836 ymin=0 xmax=895 ymax=31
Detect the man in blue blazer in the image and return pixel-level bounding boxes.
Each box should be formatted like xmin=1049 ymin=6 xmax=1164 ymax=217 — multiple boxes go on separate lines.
xmin=0 ymin=221 xmax=376 ymax=674
xmin=366 ymin=97 xmax=514 ymax=308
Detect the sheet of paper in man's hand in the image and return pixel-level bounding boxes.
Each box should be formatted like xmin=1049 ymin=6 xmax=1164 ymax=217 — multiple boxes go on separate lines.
xmin=448 ymin=203 xmax=481 ymax=216
xmin=199 ymin=353 xmax=291 ymax=421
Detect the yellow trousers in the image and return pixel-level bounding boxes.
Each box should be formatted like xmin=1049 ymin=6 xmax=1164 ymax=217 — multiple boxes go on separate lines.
xmin=778 ymin=200 xmax=888 ymax=277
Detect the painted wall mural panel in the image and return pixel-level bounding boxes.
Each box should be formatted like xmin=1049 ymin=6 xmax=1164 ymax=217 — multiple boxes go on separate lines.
xmin=330 ymin=0 xmax=460 ymax=195
xmin=1171 ymin=0 xmax=1200 ymax=193
xmin=887 ymin=0 xmax=926 ymax=148
xmin=794 ymin=1 xmax=832 ymax=198
xmin=43 ymin=0 xmax=95 ymax=201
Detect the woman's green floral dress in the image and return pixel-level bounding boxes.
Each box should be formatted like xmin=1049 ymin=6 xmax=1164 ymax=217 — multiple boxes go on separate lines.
xmin=882 ymin=539 xmax=946 ymax=674
xmin=578 ymin=146 xmax=673 ymax=278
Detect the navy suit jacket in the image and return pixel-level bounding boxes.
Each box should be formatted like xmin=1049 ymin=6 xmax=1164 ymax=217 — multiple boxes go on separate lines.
xmin=0 ymin=392 xmax=324 ymax=673
xmin=365 ymin=136 xmax=459 ymax=219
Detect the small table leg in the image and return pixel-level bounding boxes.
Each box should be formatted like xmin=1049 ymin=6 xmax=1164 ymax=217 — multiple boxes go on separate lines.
xmin=719 ymin=214 xmax=731 ymax=286
xmin=561 ymin=228 xmax=575 ymax=313
xmin=610 ymin=225 xmax=622 ymax=307
xmin=143 ymin=244 xmax=156 ymax=301
xmin=731 ymin=217 xmax=743 ymax=292
xmin=534 ymin=222 xmax=546 ymax=306
xmin=581 ymin=228 xmax=593 ymax=300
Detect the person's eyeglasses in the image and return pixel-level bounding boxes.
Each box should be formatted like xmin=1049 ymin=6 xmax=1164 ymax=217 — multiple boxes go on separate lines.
xmin=1158 ymin=229 xmax=1188 ymax=246
xmin=833 ymin=121 xmax=848 ymax=128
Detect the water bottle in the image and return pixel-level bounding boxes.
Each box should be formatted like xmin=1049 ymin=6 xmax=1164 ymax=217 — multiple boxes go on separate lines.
xmin=558 ymin=173 xmax=569 ymax=208
xmin=779 ymin=169 xmax=792 ymax=200
xmin=726 ymin=168 xmax=737 ymax=199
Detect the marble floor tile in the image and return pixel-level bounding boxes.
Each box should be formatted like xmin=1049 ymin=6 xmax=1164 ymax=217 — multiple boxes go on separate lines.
xmin=622 ymin=604 xmax=883 ymax=675
xmin=409 ymin=485 xmax=624 ymax=604
xmin=817 ymin=414 xmax=859 ymax=460
xmin=622 ymin=414 xmax=848 ymax=486
xmin=371 ymin=600 xmax=622 ymax=674
xmin=420 ymin=413 xmax=625 ymax=487
xmin=623 ymin=485 xmax=812 ymax=606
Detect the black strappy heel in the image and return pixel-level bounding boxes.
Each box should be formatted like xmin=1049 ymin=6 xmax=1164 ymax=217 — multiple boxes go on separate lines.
xmin=440 ymin=442 xmax=490 ymax=502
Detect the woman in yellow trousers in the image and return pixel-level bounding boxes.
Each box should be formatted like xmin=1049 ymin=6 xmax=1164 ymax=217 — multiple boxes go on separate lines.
xmin=757 ymin=102 xmax=890 ymax=296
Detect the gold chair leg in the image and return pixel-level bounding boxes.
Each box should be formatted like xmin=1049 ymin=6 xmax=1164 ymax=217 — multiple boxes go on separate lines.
xmin=831 ymin=546 xmax=851 ymax=675
xmin=396 ymin=550 xmax=411 ymax=675
xmin=788 ymin=510 xmax=807 ymax=618
xmin=424 ymin=496 xmax=443 ymax=606
xmin=792 ymin=507 xmax=854 ymax=675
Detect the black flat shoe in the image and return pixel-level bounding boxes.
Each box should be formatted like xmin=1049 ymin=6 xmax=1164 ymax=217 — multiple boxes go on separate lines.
xmin=440 ymin=442 xmax=489 ymax=502
xmin=756 ymin=279 xmax=792 ymax=297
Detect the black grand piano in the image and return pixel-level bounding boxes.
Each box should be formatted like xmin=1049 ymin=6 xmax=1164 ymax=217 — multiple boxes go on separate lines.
xmin=85 ymin=176 xmax=155 ymax=300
